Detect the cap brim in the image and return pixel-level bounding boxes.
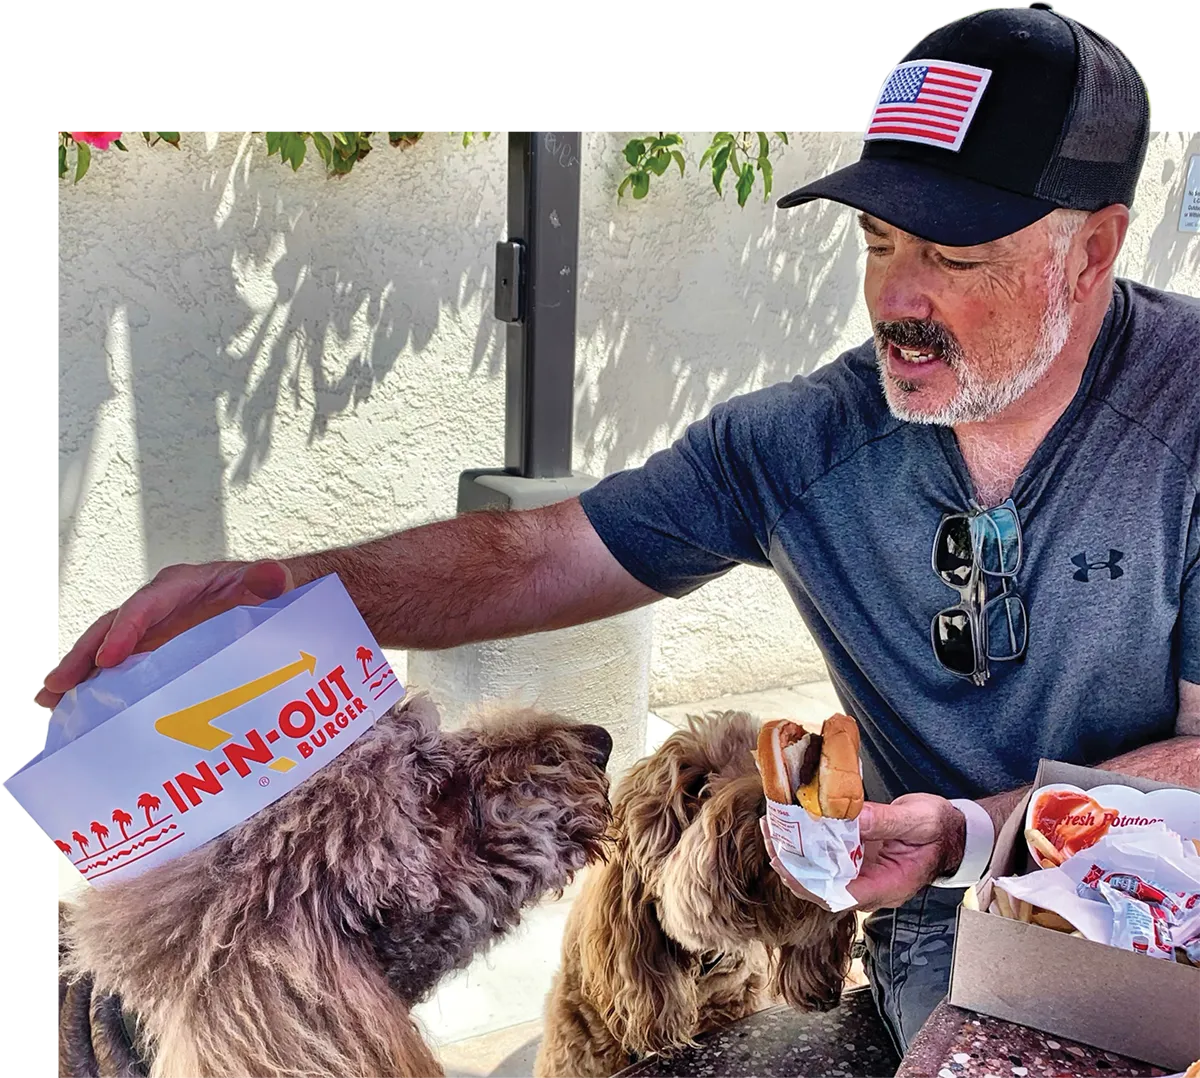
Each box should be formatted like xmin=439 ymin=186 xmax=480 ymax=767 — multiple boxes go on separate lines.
xmin=776 ymin=157 xmax=1059 ymax=246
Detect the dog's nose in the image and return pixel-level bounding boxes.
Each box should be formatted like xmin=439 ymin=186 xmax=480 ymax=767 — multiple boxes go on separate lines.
xmin=577 ymin=724 xmax=613 ymax=769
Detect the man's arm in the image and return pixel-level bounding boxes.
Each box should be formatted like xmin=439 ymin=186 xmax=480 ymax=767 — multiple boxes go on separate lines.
xmin=285 ymin=497 xmax=661 ymax=649
xmin=38 ymin=498 xmax=661 ymax=707
xmin=976 ymin=679 xmax=1200 ymax=836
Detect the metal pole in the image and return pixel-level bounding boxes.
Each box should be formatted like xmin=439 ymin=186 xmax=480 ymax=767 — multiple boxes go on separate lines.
xmin=494 ymin=132 xmax=582 ymax=479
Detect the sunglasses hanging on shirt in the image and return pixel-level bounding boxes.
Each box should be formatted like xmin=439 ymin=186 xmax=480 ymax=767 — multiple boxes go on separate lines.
xmin=930 ymin=498 xmax=1028 ymax=686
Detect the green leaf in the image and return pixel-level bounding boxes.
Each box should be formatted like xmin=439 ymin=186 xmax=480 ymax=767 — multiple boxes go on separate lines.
xmin=624 ymin=139 xmax=646 ymax=166
xmin=311 ymin=131 xmax=333 ymax=168
xmin=58 ymin=144 xmax=67 ymax=179
xmin=759 ymin=157 xmax=773 ymax=200
xmin=736 ymin=162 xmax=755 ymax=207
xmin=333 ymin=131 xmax=350 ymax=145
xmin=265 ymin=132 xmax=282 ymax=156
xmin=776 ymin=131 xmax=789 ymax=145
xmin=157 ymin=132 xmax=180 ymax=147
xmin=712 ymin=143 xmax=731 ymax=194
xmin=713 ymin=131 xmax=735 ymax=145
xmin=647 ymin=151 xmax=670 ymax=176
xmin=283 ymin=133 xmax=306 ymax=171
xmin=671 ymin=150 xmax=685 ymax=176
xmin=632 ymin=170 xmax=650 ymax=199
xmin=757 ymin=131 xmax=768 ymax=161
xmin=113 ymin=139 xmax=127 ymax=152
xmin=74 ymin=142 xmax=91 ymax=183
xmin=618 ymin=174 xmax=632 ymax=199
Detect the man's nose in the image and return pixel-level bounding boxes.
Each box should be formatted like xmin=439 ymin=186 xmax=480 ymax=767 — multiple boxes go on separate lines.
xmin=871 ymin=250 xmax=937 ymax=324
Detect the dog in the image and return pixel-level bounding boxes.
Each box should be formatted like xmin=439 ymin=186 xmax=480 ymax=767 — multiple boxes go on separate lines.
xmin=57 ymin=693 xmax=614 ymax=1078
xmin=535 ymin=710 xmax=857 ymax=1078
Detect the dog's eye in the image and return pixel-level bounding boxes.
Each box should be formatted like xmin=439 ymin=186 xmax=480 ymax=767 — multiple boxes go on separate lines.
xmin=679 ymin=771 xmax=709 ymax=801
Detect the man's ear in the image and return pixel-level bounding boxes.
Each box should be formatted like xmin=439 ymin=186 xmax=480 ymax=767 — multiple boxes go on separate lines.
xmin=1072 ymin=204 xmax=1129 ymax=302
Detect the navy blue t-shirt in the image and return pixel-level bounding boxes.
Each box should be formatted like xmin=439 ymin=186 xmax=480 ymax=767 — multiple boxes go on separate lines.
xmin=579 ymin=280 xmax=1200 ymax=802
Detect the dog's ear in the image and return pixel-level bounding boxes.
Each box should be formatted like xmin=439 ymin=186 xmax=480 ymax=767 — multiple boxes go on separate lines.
xmin=577 ymin=845 xmax=700 ymax=1057
xmin=772 ymin=911 xmax=856 ymax=1012
xmin=617 ymin=728 xmax=709 ymax=874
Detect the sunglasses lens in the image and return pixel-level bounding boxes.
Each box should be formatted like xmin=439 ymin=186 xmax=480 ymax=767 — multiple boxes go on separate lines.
xmin=933 ymin=608 xmax=977 ymax=675
xmin=972 ymin=506 xmax=1021 ymax=575
xmin=985 ymin=593 xmax=1028 ymax=661
xmin=935 ymin=516 xmax=974 ymax=587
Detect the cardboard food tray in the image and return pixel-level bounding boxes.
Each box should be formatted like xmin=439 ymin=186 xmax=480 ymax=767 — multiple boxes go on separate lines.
xmin=947 ymin=759 xmax=1200 ymax=1071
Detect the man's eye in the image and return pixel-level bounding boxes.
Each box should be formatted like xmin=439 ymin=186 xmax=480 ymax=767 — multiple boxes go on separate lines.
xmin=935 ymin=252 xmax=981 ymax=271
xmin=866 ymin=244 xmax=891 ymax=257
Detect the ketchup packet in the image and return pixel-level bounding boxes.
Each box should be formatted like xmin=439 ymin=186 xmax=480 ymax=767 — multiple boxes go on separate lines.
xmin=761 ymin=799 xmax=863 ymax=913
xmin=995 ymin=823 xmax=1200 ymax=961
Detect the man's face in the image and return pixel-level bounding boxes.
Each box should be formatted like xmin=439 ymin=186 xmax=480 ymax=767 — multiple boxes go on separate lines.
xmin=861 ymin=212 xmax=1076 ymax=425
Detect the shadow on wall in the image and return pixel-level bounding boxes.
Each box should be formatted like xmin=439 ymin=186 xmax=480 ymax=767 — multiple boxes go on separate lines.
xmin=59 ymin=131 xmax=1197 ymax=586
xmin=59 ymin=131 xmax=508 ymax=576
xmin=575 ymin=133 xmax=869 ymax=473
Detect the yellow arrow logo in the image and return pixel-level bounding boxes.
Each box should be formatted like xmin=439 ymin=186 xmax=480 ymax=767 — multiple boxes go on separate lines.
xmin=155 ymin=652 xmax=317 ymax=750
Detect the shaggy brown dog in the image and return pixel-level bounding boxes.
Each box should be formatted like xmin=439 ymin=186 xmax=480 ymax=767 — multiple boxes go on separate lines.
xmin=58 ymin=694 xmax=613 ymax=1078
xmin=535 ymin=711 xmax=857 ymax=1078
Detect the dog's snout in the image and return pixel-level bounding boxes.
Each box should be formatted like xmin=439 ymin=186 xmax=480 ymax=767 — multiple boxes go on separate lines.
xmin=577 ymin=724 xmax=613 ymax=769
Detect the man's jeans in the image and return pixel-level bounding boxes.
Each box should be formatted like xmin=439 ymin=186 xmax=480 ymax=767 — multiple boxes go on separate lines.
xmin=861 ymin=884 xmax=966 ymax=1053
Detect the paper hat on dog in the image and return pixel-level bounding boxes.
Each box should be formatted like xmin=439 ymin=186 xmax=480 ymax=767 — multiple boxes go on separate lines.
xmin=6 ymin=574 xmax=405 ymax=887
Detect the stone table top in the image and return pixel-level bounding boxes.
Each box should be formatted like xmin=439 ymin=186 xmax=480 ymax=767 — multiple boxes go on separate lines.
xmin=612 ymin=987 xmax=900 ymax=1077
xmin=896 ymin=1001 xmax=1175 ymax=1078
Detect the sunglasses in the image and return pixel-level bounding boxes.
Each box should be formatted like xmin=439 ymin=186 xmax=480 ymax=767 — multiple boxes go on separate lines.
xmin=930 ymin=499 xmax=1028 ymax=686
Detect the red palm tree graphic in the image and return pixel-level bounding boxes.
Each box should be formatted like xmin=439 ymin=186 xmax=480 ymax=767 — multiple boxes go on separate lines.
xmin=72 ymin=830 xmax=89 ymax=855
xmin=112 ymin=808 xmax=134 ymax=841
xmin=357 ymin=646 xmax=374 ymax=679
xmin=55 ymin=839 xmax=73 ymax=856
xmin=90 ymin=820 xmax=110 ymax=851
xmin=137 ymin=792 xmax=161 ymax=827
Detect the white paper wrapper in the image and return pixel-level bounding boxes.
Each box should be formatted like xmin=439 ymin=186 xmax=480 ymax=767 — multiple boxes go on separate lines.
xmin=764 ymin=798 xmax=863 ymax=912
xmin=994 ymin=823 xmax=1200 ymax=957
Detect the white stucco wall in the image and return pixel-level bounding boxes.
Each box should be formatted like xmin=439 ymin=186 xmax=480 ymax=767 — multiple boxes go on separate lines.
xmin=59 ymin=131 xmax=1200 ymax=707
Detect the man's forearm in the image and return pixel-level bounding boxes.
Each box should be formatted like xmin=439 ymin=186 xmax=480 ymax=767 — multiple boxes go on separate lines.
xmin=976 ymin=734 xmax=1200 ymax=839
xmin=281 ymin=498 xmax=659 ymax=651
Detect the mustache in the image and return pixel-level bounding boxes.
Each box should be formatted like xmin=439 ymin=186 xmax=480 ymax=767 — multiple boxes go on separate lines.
xmin=873 ymin=319 xmax=963 ymax=360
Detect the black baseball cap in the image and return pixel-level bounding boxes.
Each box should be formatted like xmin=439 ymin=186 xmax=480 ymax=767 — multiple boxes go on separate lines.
xmin=777 ymin=4 xmax=1150 ymax=246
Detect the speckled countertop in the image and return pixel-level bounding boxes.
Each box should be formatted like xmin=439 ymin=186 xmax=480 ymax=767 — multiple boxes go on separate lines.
xmin=611 ymin=992 xmax=1175 ymax=1078
xmin=896 ymin=1001 xmax=1172 ymax=1078
xmin=613 ymin=987 xmax=900 ymax=1077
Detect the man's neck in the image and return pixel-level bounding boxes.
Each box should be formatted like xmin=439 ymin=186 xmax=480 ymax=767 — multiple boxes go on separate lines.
xmin=952 ymin=303 xmax=1107 ymax=506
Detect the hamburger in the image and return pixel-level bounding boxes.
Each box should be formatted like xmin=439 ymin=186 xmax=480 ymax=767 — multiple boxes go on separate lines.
xmin=755 ymin=714 xmax=863 ymax=819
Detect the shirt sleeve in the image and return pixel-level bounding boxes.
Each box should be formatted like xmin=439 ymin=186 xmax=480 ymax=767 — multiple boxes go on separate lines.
xmin=1181 ymin=494 xmax=1200 ymax=685
xmin=578 ymin=401 xmax=777 ymax=599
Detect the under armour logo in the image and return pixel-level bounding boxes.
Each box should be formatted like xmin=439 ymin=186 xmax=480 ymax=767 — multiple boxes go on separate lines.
xmin=1072 ymin=550 xmax=1125 ymax=582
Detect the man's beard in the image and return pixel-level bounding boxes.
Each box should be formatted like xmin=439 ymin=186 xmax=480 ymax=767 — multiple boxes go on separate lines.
xmin=874 ymin=268 xmax=1073 ymax=426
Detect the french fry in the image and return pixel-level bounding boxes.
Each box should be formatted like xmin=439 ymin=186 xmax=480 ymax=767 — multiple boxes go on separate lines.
xmin=1031 ymin=909 xmax=1076 ymax=933
xmin=1025 ymin=826 xmax=1065 ymax=866
xmin=1016 ymin=898 xmax=1033 ymax=923
xmin=994 ymin=887 xmax=1017 ymax=920
xmin=962 ymin=886 xmax=979 ymax=912
xmin=1191 ymin=838 xmax=1200 ymax=856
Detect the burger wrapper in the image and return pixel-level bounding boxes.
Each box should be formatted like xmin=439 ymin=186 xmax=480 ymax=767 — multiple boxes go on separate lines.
xmin=993 ymin=823 xmax=1200 ymax=957
xmin=764 ymin=798 xmax=863 ymax=913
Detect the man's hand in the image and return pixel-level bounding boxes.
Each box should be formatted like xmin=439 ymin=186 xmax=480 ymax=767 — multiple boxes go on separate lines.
xmin=36 ymin=560 xmax=294 ymax=709
xmin=761 ymin=794 xmax=967 ymax=910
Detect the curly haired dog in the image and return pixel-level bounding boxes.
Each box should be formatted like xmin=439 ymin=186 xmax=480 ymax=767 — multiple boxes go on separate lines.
xmin=535 ymin=711 xmax=857 ymax=1078
xmin=58 ymin=693 xmax=614 ymax=1078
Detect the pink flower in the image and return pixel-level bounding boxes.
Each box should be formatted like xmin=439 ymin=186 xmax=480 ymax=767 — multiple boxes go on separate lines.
xmin=69 ymin=132 xmax=122 ymax=150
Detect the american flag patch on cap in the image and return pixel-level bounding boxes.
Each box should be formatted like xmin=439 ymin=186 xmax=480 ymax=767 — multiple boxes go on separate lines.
xmin=864 ymin=59 xmax=991 ymax=152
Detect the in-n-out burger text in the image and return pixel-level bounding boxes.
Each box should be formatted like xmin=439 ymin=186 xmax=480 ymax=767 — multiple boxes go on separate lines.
xmin=161 ymin=664 xmax=368 ymax=813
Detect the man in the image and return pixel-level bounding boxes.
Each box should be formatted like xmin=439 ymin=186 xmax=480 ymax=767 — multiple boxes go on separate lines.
xmin=39 ymin=4 xmax=1198 ymax=1054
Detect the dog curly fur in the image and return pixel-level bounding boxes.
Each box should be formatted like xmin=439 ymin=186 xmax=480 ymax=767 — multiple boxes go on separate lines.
xmin=535 ymin=711 xmax=857 ymax=1078
xmin=58 ymin=694 xmax=613 ymax=1078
